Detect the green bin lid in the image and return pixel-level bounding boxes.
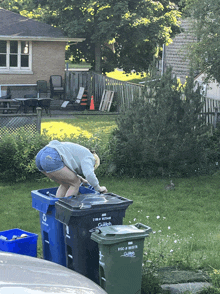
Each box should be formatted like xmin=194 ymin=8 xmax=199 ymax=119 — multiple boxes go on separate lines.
xmin=91 ymin=223 xmax=152 ymax=245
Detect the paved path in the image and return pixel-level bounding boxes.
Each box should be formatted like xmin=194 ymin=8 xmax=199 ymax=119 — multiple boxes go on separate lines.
xmin=156 ymin=267 xmax=211 ymax=293
xmin=161 ymin=282 xmax=211 ymax=293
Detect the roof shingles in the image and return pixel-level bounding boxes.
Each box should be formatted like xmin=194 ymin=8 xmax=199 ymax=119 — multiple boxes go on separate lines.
xmin=0 ymin=8 xmax=65 ymax=38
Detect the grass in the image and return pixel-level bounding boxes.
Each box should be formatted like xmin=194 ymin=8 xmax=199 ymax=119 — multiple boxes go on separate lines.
xmin=41 ymin=114 xmax=118 ymax=142
xmin=1 ymin=114 xmax=220 ymax=291
xmin=1 ymin=175 xmax=220 ymax=271
xmin=65 ymin=61 xmax=92 ymax=69
xmin=106 ymin=69 xmax=147 ymax=83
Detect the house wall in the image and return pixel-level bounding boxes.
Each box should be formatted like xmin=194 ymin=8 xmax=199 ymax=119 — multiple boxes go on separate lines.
xmin=0 ymin=41 xmax=66 ymax=98
xmin=164 ymin=18 xmax=196 ymax=84
xmin=33 ymin=41 xmax=65 ymax=83
xmin=195 ymin=73 xmax=220 ymax=100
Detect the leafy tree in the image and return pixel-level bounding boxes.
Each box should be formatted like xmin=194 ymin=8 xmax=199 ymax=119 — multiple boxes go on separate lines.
xmin=109 ymin=68 xmax=217 ymax=178
xmin=2 ymin=0 xmax=181 ymax=73
xmin=184 ymin=0 xmax=220 ymax=83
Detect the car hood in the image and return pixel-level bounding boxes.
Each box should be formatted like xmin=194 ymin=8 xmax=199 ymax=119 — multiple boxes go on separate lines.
xmin=0 ymin=284 xmax=96 ymax=293
xmin=0 ymin=252 xmax=107 ymax=294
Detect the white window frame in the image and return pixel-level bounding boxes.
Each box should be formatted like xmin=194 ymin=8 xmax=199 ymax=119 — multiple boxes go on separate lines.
xmin=0 ymin=40 xmax=32 ymax=74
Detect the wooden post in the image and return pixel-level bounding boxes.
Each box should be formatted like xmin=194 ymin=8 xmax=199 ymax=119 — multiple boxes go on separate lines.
xmin=36 ymin=107 xmax=42 ymax=134
xmin=213 ymin=107 xmax=218 ymax=129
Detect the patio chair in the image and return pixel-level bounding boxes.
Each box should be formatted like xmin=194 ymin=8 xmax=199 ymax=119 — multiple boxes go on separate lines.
xmin=38 ymin=98 xmax=52 ymax=116
xmin=0 ymin=87 xmax=11 ymax=99
xmin=37 ymin=80 xmax=48 ymax=98
xmin=0 ymin=87 xmax=11 ymax=110
xmin=50 ymin=75 xmax=65 ymax=99
xmin=23 ymin=94 xmax=38 ymax=113
xmin=61 ymin=87 xmax=85 ymax=110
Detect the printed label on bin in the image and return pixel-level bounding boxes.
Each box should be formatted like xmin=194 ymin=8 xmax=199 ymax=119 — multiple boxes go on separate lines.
xmin=118 ymin=241 xmax=138 ymax=258
xmin=92 ymin=212 xmax=112 ymax=228
xmin=42 ymin=213 xmax=49 ymax=227
xmin=99 ymin=250 xmax=104 ymax=261
xmin=66 ymin=226 xmax=71 ymax=239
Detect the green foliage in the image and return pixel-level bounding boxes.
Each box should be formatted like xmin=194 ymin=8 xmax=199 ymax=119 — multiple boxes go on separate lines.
xmin=198 ymin=268 xmax=220 ymax=294
xmin=109 ymin=68 xmax=219 ymax=178
xmin=0 ymin=129 xmax=49 ymax=182
xmin=199 ymin=289 xmax=220 ymax=294
xmin=210 ymin=269 xmax=220 ymax=289
xmin=0 ymin=124 xmax=108 ymax=182
xmin=184 ymin=0 xmax=220 ymax=83
xmin=141 ymin=261 xmax=163 ymax=294
xmin=6 ymin=0 xmax=181 ymax=74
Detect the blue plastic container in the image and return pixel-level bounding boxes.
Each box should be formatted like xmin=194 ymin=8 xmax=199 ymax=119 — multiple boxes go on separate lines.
xmin=31 ymin=187 xmax=66 ymax=266
xmin=31 ymin=184 xmax=96 ymax=266
xmin=0 ymin=228 xmax=38 ymax=257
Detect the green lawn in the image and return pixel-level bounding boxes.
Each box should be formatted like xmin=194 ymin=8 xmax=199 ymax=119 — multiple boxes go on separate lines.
xmin=106 ymin=69 xmax=147 ymax=83
xmin=1 ymin=174 xmax=220 ymax=273
xmin=41 ymin=114 xmax=118 ymax=143
xmin=1 ymin=114 xmax=220 ymax=277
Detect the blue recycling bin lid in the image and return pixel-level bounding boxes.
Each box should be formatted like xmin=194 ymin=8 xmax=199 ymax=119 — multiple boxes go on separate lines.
xmin=31 ymin=184 xmax=97 ymax=214
xmin=31 ymin=187 xmax=59 ymax=214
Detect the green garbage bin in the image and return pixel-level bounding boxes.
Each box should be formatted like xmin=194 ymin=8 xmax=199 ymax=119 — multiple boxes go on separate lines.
xmin=91 ymin=223 xmax=152 ymax=294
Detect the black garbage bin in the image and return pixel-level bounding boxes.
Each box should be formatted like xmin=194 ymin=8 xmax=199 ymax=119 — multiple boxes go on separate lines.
xmin=55 ymin=192 xmax=133 ymax=284
xmin=31 ymin=184 xmax=97 ymax=266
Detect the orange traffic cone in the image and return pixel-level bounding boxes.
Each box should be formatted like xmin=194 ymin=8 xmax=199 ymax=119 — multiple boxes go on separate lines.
xmin=90 ymin=95 xmax=95 ymax=110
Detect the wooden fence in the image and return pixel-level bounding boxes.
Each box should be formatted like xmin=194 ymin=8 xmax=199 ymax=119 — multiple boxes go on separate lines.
xmin=203 ymin=97 xmax=220 ymax=127
xmin=65 ymin=71 xmax=144 ymax=110
xmin=65 ymin=71 xmax=220 ymax=127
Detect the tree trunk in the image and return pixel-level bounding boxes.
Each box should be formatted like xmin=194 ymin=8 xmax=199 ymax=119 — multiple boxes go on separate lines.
xmin=95 ymin=41 xmax=102 ymax=73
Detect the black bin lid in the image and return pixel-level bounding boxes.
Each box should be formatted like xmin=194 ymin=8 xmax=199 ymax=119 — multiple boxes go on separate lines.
xmin=57 ymin=193 xmax=132 ymax=210
xmin=55 ymin=192 xmax=133 ymax=220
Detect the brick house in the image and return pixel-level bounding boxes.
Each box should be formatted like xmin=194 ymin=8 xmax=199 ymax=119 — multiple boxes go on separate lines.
xmin=0 ymin=8 xmax=84 ymax=98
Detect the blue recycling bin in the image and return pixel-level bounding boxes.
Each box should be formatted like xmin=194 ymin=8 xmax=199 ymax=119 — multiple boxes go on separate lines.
xmin=31 ymin=184 xmax=96 ymax=266
xmin=55 ymin=192 xmax=133 ymax=284
xmin=31 ymin=187 xmax=66 ymax=266
xmin=0 ymin=228 xmax=38 ymax=257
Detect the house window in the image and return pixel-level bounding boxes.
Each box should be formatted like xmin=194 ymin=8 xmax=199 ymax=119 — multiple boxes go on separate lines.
xmin=0 ymin=41 xmax=6 ymax=67
xmin=0 ymin=40 xmax=32 ymax=73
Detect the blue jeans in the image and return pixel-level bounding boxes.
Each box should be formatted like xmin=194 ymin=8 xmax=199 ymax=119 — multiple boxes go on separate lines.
xmin=35 ymin=147 xmax=64 ymax=173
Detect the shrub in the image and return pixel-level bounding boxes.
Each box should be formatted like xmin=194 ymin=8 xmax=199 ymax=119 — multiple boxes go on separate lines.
xmin=109 ymin=68 xmax=220 ymax=177
xmin=0 ymin=129 xmax=49 ymax=182
xmin=0 ymin=128 xmax=105 ymax=182
xmin=141 ymin=262 xmax=163 ymax=294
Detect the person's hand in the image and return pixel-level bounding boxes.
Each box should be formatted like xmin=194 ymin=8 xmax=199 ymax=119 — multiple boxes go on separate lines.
xmin=77 ymin=175 xmax=89 ymax=186
xmin=99 ymin=186 xmax=108 ymax=193
xmin=81 ymin=178 xmax=89 ymax=186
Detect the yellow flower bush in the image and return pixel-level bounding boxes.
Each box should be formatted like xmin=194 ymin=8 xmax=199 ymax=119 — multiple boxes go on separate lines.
xmin=41 ymin=121 xmax=93 ymax=139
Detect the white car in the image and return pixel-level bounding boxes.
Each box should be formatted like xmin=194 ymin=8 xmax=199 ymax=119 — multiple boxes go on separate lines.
xmin=0 ymin=252 xmax=107 ymax=294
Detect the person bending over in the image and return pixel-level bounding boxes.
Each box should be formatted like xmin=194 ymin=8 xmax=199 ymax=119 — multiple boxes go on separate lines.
xmin=36 ymin=140 xmax=107 ymax=198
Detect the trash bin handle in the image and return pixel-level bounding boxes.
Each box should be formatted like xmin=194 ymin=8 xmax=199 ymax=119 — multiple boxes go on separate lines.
xmin=135 ymin=223 xmax=152 ymax=234
xmin=89 ymin=227 xmax=102 ymax=234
